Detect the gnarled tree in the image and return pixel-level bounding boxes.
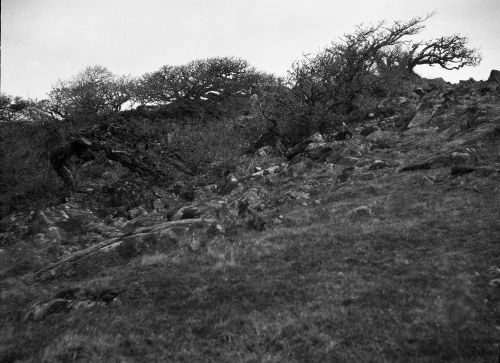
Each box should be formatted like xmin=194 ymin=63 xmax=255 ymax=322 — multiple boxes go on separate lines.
xmin=134 ymin=57 xmax=275 ymax=120
xmin=405 ymin=35 xmax=481 ymax=71
xmin=49 ymin=65 xmax=134 ymax=120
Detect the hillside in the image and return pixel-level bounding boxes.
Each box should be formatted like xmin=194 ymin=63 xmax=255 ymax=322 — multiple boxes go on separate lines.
xmin=1 ymin=75 xmax=500 ymax=362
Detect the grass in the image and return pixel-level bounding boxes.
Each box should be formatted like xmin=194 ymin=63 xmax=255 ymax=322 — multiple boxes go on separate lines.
xmin=1 ymin=160 xmax=499 ymax=362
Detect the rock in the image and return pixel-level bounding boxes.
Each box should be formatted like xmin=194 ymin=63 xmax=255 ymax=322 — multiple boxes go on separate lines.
xmin=218 ymin=174 xmax=240 ymax=195
xmin=348 ymin=206 xmax=372 ymax=217
xmin=369 ymin=160 xmax=388 ymax=170
xmin=407 ymin=108 xmax=436 ymax=128
xmin=305 ymin=142 xmax=333 ymax=160
xmin=366 ymin=131 xmax=397 ymax=148
xmin=360 ymin=172 xmax=375 ymax=180
xmin=25 ymin=298 xmax=71 ymax=321
xmin=450 ymin=165 xmax=476 ymax=176
xmin=171 ymin=181 xmax=195 ymax=201
xmin=256 ymin=145 xmax=275 ymax=157
xmin=237 ymin=199 xmax=266 ymax=231
xmin=286 ymin=191 xmax=310 ymax=200
xmin=172 ymin=206 xmax=202 ymax=221
xmin=450 ymin=152 xmax=471 ymax=165
xmin=399 ymin=162 xmax=432 ymax=172
xmin=397 ymin=96 xmax=408 ymax=104
xmin=487 ymin=69 xmax=500 ymax=84
xmin=336 ymin=166 xmax=355 ymax=183
xmin=206 ymin=223 xmax=225 ymax=238
xmin=403 ymin=127 xmax=439 ymax=136
xmin=414 ymin=87 xmax=425 ymax=96
xmin=152 ymin=199 xmax=165 ymax=212
xmin=117 ymin=232 xmax=160 ymax=258
xmin=355 ymin=159 xmax=371 ymax=168
xmin=251 ymin=165 xmax=280 ymax=178
xmin=309 ymin=132 xmax=325 ymax=143
xmin=360 ymin=125 xmax=379 ymax=137
xmin=333 ymin=130 xmax=353 ymax=140
xmin=338 ymin=156 xmax=359 ymax=166
xmin=128 ymin=206 xmax=147 ymax=219
xmin=244 ymin=187 xmax=268 ymax=204
xmin=489 ymin=278 xmax=500 ymax=287
xmin=493 ymin=125 xmax=500 ymax=137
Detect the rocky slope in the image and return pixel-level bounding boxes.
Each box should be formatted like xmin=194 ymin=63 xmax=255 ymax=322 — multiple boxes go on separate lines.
xmin=1 ymin=76 xmax=499 ymax=362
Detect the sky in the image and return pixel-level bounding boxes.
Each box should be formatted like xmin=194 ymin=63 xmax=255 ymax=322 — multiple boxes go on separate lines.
xmin=1 ymin=0 xmax=499 ymax=100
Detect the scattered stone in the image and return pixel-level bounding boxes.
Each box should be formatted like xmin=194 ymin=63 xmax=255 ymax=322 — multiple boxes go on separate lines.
xmin=218 ymin=174 xmax=240 ymax=195
xmin=152 ymin=199 xmax=165 ymax=212
xmin=450 ymin=165 xmax=476 ymax=176
xmin=414 ymin=87 xmax=425 ymax=96
xmin=206 ymin=223 xmax=225 ymax=238
xmin=338 ymin=156 xmax=360 ymax=166
xmin=489 ymin=278 xmax=500 ymax=287
xmin=348 ymin=206 xmax=372 ymax=217
xmin=286 ymin=191 xmax=311 ymax=200
xmin=305 ymin=142 xmax=333 ymax=160
xmin=397 ymin=96 xmax=408 ymax=104
xmin=360 ymin=172 xmax=375 ymax=181
xmin=399 ymin=162 xmax=432 ymax=172
xmin=360 ymin=125 xmax=379 ymax=137
xmin=355 ymin=159 xmax=371 ymax=168
xmin=172 ymin=206 xmax=202 ymax=221
xmin=366 ymin=130 xmax=397 ymax=148
xmin=256 ymin=146 xmax=275 ymax=157
xmin=309 ymin=132 xmax=325 ymax=143
xmin=450 ymin=152 xmax=471 ymax=165
xmin=237 ymin=198 xmax=265 ymax=231
xmin=25 ymin=299 xmax=71 ymax=321
xmin=333 ymin=130 xmax=353 ymax=140
xmin=128 ymin=206 xmax=147 ymax=219
xmin=369 ymin=160 xmax=388 ymax=170
xmin=407 ymin=108 xmax=436 ymax=128
xmin=251 ymin=165 xmax=280 ymax=178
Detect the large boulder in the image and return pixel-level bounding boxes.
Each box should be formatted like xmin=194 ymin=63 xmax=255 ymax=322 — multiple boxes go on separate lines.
xmin=407 ymin=108 xmax=437 ymax=128
xmin=487 ymin=69 xmax=500 ymax=84
xmin=366 ymin=131 xmax=398 ymax=149
xmin=305 ymin=142 xmax=333 ymax=160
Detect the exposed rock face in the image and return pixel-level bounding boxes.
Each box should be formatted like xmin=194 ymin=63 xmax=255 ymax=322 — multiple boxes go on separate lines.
xmin=1 ymin=74 xmax=500 ymax=303
xmin=366 ymin=131 xmax=398 ymax=148
xmin=488 ymin=69 xmax=500 ymax=84
xmin=407 ymin=108 xmax=437 ymax=128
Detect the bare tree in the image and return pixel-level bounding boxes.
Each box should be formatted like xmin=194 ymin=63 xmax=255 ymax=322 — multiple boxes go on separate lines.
xmin=288 ymin=15 xmax=432 ymax=114
xmin=405 ymin=35 xmax=481 ymax=71
xmin=49 ymin=65 xmax=134 ymax=119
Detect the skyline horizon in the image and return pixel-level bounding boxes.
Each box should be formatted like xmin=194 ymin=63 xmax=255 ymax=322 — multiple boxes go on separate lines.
xmin=2 ymin=0 xmax=499 ymax=100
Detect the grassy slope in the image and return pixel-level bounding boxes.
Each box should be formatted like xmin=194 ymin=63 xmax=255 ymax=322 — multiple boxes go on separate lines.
xmin=2 ymin=158 xmax=499 ymax=362
xmin=2 ymin=91 xmax=500 ymax=361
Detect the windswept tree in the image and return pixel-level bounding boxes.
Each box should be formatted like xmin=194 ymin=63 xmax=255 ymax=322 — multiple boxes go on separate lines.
xmin=288 ymin=15 xmax=431 ymax=115
xmin=257 ymin=13 xmax=482 ymax=144
xmin=49 ymin=65 xmax=134 ymax=119
xmin=404 ymin=35 xmax=481 ymax=71
xmin=0 ymin=94 xmax=30 ymax=121
xmin=286 ymin=14 xmax=481 ymax=120
xmin=134 ymin=57 xmax=275 ymax=119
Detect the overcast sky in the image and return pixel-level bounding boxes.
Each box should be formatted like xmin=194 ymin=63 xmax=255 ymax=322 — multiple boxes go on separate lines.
xmin=2 ymin=0 xmax=499 ymax=99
